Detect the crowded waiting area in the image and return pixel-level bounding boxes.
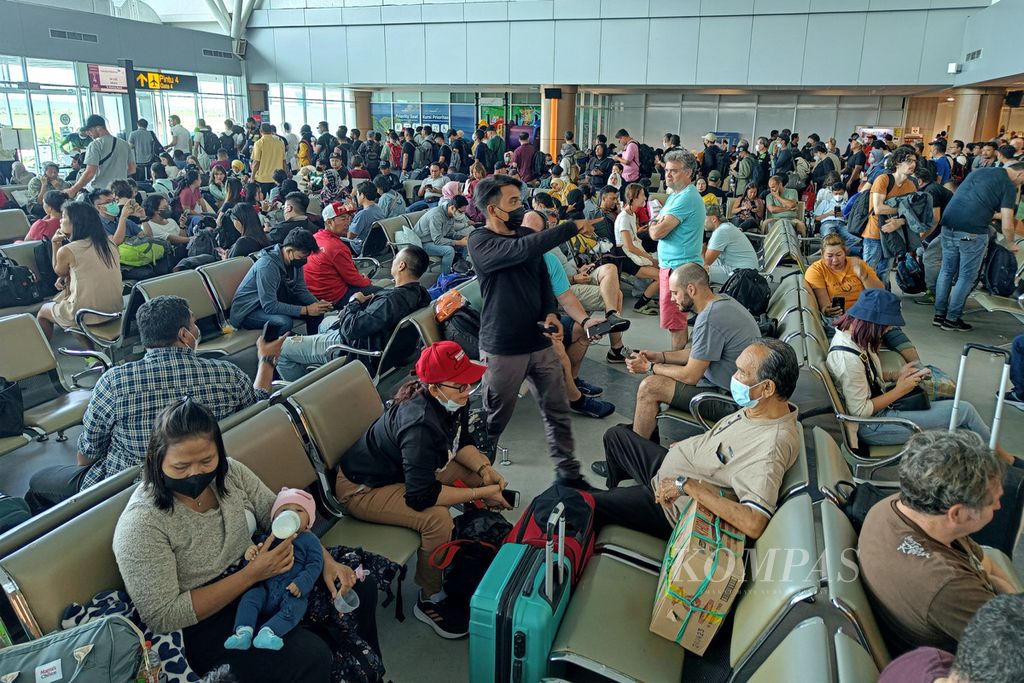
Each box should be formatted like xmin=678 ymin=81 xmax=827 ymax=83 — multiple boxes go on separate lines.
xmin=0 ymin=0 xmax=1022 ymax=681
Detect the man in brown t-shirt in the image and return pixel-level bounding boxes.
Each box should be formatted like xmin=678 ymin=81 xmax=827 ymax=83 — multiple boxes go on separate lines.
xmin=858 ymin=430 xmax=1017 ymax=655
xmin=592 ymin=338 xmax=801 ymax=540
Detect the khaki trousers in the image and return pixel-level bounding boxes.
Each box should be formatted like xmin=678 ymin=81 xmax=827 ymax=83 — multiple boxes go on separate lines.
xmin=336 ymin=460 xmax=485 ymax=595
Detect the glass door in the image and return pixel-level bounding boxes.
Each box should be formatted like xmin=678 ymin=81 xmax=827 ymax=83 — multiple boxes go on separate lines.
xmin=30 ymin=91 xmax=82 ymax=167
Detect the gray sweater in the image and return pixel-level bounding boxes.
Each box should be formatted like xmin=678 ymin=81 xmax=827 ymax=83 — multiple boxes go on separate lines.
xmin=229 ymin=245 xmax=316 ymax=326
xmin=112 ymin=460 xmax=276 ymax=633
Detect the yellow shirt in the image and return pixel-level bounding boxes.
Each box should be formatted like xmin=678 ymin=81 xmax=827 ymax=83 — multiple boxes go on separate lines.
xmin=804 ymin=257 xmax=877 ymax=308
xmin=251 ymin=135 xmax=285 ymax=184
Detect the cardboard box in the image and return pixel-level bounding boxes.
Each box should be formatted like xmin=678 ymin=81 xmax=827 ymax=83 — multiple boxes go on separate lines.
xmin=649 ymin=500 xmax=746 ymax=655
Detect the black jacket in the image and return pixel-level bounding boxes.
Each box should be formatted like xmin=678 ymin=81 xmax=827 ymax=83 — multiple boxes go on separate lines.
xmin=340 ymin=391 xmax=474 ymax=511
xmin=266 ymin=217 xmax=315 ymax=245
xmin=373 ymin=172 xmax=402 ymax=194
xmin=335 ymin=282 xmax=430 ymax=363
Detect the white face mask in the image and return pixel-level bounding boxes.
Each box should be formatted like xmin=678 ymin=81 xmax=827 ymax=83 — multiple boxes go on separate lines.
xmin=184 ymin=327 xmax=201 ymax=351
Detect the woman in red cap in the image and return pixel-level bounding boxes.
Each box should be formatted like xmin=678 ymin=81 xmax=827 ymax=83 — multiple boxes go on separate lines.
xmin=336 ymin=340 xmax=512 ymax=640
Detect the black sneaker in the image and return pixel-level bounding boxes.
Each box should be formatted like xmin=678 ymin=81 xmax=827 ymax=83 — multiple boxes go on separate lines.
xmin=632 ymin=296 xmax=651 ymax=311
xmin=591 ymin=460 xmax=609 ymax=478
xmin=1001 ymin=391 xmax=1024 ymax=411
xmin=605 ymin=346 xmax=627 ymax=364
xmin=932 ymin=315 xmax=945 ymax=327
xmin=570 ymin=395 xmax=615 ymax=418
xmin=940 ymin=318 xmax=973 ymax=332
xmin=414 ymin=597 xmax=468 ymax=639
xmin=574 ymin=377 xmax=604 ymax=397
xmin=587 ymin=312 xmax=631 ymax=340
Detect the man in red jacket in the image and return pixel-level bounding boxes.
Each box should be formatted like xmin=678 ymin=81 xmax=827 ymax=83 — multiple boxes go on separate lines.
xmin=304 ymin=201 xmax=381 ymax=308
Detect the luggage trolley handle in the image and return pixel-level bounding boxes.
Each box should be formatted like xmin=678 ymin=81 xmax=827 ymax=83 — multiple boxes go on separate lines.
xmin=544 ymin=502 xmax=566 ymax=600
xmin=950 ymin=344 xmax=1012 ymax=449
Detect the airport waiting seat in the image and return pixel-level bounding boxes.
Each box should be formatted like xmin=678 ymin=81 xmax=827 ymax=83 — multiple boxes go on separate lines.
xmin=196 ymin=257 xmax=253 ymax=320
xmin=0 ymin=209 xmax=29 ymax=245
xmin=746 ymin=618 xmax=832 ymax=683
xmin=0 ymin=466 xmax=140 ymax=561
xmin=137 ymin=268 xmax=260 ymax=356
xmin=548 ymin=555 xmax=686 ymax=682
xmin=968 ymin=237 xmax=1024 ymax=324
xmin=0 ymin=486 xmax=134 ymax=638
xmin=0 ymin=434 xmax=30 ymax=458
xmin=457 ymin=277 xmax=482 ymax=310
xmin=0 ymin=314 xmax=92 ymax=441
xmin=407 ymin=305 xmax=443 ymax=347
xmin=402 ymin=209 xmax=427 ymax=229
xmin=402 ymin=180 xmax=423 ymax=204
xmin=276 ymin=362 xmax=420 ymax=564
xmin=217 ymin=399 xmax=270 ymax=433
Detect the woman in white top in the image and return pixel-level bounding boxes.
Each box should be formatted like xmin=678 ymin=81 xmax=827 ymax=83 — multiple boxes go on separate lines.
xmin=142 ymin=194 xmax=188 ymax=245
xmin=613 ymin=183 xmax=660 ymax=313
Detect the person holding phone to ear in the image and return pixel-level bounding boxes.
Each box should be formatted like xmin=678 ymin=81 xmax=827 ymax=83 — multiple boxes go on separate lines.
xmin=336 ymin=341 xmax=512 ymax=641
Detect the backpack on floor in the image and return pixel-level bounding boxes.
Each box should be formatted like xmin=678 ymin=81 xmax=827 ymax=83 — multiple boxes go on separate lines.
xmin=429 ymin=509 xmax=512 ymax=612
xmin=983 ymin=242 xmax=1018 ymax=297
xmin=0 ymin=253 xmax=42 ymax=308
xmin=719 ymin=268 xmax=771 ymax=317
xmin=895 ymin=251 xmax=927 ymax=295
xmin=442 ymin=304 xmax=481 ymax=360
xmin=505 ymin=484 xmax=596 ymax=586
xmin=33 ymin=239 xmax=59 ymax=297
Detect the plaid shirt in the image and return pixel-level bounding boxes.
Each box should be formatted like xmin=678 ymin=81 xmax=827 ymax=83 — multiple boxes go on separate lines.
xmin=78 ymin=347 xmax=268 ymax=489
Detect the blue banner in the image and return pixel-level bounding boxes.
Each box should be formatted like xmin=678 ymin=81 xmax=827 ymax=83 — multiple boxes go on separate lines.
xmin=393 ymin=103 xmax=420 ymax=129
xmin=370 ymin=103 xmax=392 ymax=132
xmin=451 ymin=104 xmax=476 ymax=135
xmin=421 ymin=103 xmax=450 ymax=131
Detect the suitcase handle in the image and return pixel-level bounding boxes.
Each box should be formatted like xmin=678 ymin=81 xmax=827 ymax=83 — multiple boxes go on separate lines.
xmin=545 ymin=502 xmax=566 ymax=599
xmin=960 ymin=343 xmax=1011 ymax=362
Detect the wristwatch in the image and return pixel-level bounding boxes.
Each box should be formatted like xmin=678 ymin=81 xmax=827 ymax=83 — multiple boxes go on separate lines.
xmin=260 ymin=355 xmax=277 ymax=367
xmin=647 ymin=362 xmax=656 ymax=376
xmin=675 ymin=476 xmax=688 ymax=495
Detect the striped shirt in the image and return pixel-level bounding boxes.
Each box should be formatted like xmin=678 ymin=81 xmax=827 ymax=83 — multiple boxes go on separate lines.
xmin=78 ymin=347 xmax=267 ymax=489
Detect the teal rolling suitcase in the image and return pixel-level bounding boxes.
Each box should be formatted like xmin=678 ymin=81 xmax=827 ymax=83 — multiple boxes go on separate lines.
xmin=469 ymin=503 xmax=572 ymax=683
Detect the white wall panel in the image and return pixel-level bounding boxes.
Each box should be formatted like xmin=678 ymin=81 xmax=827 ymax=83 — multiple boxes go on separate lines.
xmin=466 ymin=21 xmax=511 ymax=83
xmin=552 ymin=20 xmax=601 ymax=84
xmin=748 ymin=14 xmax=808 ymax=86
xmin=508 ymin=0 xmax=553 ymax=20
xmin=717 ymin=108 xmax=756 ymax=140
xmin=643 ymin=107 xmax=682 ymax=144
xmin=700 ymin=0 xmax=754 ymax=15
xmin=802 ymin=12 xmax=864 ymax=85
xmin=918 ymin=9 xmax=971 ymax=84
xmin=424 ymin=23 xmax=468 ymax=84
xmin=696 ymin=16 xmax=752 ymax=85
xmin=345 ymin=26 xmax=387 ymax=83
xmin=245 ymin=29 xmax=278 ymax=82
xmin=308 ymin=27 xmax=350 ymax=84
xmin=274 ymin=28 xmax=312 ymax=83
xmin=384 ymin=24 xmax=426 ymax=84
xmin=512 ymin=21 xmax=555 ymax=84
xmin=599 ymin=19 xmax=650 ymax=84
xmin=860 ymin=11 xmax=926 ymax=85
xmin=601 ymin=0 xmax=650 ymax=19
xmin=553 ymin=0 xmax=600 ymax=19
xmin=650 ymin=0 xmax=700 ymax=16
xmin=755 ymin=0 xmax=810 ymax=13
xmin=646 ymin=17 xmax=700 ymax=85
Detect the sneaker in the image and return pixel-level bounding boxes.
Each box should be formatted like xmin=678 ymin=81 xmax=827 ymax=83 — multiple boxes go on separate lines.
xmin=932 ymin=315 xmax=945 ymax=327
xmin=570 ymin=395 xmax=615 ymax=418
xmin=914 ymin=292 xmax=936 ymax=305
xmin=574 ymin=377 xmax=604 ymax=396
xmin=605 ymin=346 xmax=627 ymax=364
xmin=636 ymin=300 xmax=659 ymax=316
xmin=632 ymin=296 xmax=652 ymax=311
xmin=940 ymin=318 xmax=973 ymax=332
xmin=414 ymin=597 xmax=468 ymax=639
xmin=587 ymin=312 xmax=631 ymax=340
xmin=591 ymin=460 xmax=609 ymax=478
xmin=1001 ymin=391 xmax=1024 ymax=411
xmin=555 ymin=475 xmax=596 ymax=492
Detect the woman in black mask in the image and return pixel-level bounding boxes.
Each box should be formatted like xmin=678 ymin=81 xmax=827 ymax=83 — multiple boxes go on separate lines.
xmin=113 ymin=398 xmax=382 ymax=683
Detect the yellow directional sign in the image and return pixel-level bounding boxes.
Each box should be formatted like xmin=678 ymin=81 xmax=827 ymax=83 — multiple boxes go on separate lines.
xmin=132 ymin=71 xmax=198 ymax=92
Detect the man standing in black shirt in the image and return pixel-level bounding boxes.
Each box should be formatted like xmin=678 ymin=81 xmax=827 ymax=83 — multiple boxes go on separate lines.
xmin=314 ymin=121 xmax=337 ymax=167
xmin=401 ymin=129 xmax=417 ymax=181
xmin=845 ymin=138 xmax=867 ymax=194
xmin=467 ymin=174 xmax=597 ymax=487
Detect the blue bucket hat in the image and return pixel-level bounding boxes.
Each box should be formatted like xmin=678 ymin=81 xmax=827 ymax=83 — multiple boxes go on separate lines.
xmin=847 ymin=288 xmax=905 ymax=327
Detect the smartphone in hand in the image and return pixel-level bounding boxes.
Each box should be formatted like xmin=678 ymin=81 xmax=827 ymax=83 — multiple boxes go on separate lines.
xmin=261 ymin=320 xmax=284 ymax=343
xmin=501 ymin=489 xmax=521 ymax=508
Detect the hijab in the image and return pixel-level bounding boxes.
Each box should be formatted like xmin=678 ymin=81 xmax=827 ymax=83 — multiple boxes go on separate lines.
xmin=11 ymin=162 xmax=34 ymax=185
xmin=441 ymin=180 xmax=462 ymax=201
xmin=319 ymin=168 xmax=350 ymax=204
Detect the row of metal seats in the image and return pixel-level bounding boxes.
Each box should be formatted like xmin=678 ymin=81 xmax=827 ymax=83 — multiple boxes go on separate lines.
xmin=0 ymin=361 xmax=420 ymax=642
xmin=0 ymin=208 xmax=31 ymax=246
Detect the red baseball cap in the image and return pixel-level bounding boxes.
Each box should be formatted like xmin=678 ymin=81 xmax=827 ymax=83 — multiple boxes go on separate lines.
xmin=322 ymin=201 xmax=356 ymax=221
xmin=416 ymin=341 xmax=486 ymax=385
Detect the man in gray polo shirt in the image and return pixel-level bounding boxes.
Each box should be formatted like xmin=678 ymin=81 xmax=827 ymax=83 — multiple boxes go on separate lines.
xmin=624 ymin=263 xmax=761 ymax=439
xmin=65 ymin=114 xmax=135 ymax=196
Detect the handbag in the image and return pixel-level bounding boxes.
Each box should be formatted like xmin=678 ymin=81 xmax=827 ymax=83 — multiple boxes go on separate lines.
xmin=0 ymin=615 xmax=145 ymax=683
xmin=0 ymin=377 xmax=24 ymax=438
xmin=829 ymin=345 xmax=931 ymax=412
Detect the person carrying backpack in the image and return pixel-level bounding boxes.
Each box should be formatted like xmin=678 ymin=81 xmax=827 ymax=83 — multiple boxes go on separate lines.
xmin=358 ymin=133 xmax=383 ymax=178
xmin=861 ymin=146 xmax=919 ymax=286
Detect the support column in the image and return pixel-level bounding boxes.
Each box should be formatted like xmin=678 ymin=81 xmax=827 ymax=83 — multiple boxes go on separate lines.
xmin=539 ymin=85 xmax=577 ymax=155
xmin=354 ymin=90 xmax=372 ymax=134
xmin=949 ymin=88 xmax=983 ymax=144
xmin=976 ymin=91 xmax=1004 ymax=140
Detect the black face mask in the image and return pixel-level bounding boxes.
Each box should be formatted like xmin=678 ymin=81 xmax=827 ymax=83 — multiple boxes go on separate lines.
xmin=291 ymin=257 xmax=308 ymax=268
xmin=502 ymin=206 xmax=526 ymax=230
xmin=162 ymin=469 xmax=217 ymax=500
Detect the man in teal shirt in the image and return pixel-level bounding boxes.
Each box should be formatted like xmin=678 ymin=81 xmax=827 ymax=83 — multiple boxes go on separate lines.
xmin=650 ymin=149 xmax=705 ymax=349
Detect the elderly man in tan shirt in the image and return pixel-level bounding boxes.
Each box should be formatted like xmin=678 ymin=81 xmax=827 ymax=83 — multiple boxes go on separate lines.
xmin=591 ymin=338 xmax=802 ymax=540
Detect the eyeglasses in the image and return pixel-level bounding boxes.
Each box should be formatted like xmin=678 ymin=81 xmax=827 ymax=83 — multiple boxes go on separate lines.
xmin=440 ymin=383 xmax=471 ymax=393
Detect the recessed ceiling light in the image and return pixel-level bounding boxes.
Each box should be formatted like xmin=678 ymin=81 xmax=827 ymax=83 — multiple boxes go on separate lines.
xmin=946 ymin=97 xmax=955 ymax=101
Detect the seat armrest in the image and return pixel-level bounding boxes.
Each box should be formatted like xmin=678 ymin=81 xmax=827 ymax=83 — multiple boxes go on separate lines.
xmin=326 ymin=343 xmax=384 ymax=360
xmin=688 ymin=392 xmax=739 ymax=431
xmin=353 ymin=257 xmax=381 ymax=277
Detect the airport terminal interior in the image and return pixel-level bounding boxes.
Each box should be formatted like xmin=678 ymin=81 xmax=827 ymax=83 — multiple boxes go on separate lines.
xmin=1 ymin=0 xmax=1024 ymax=681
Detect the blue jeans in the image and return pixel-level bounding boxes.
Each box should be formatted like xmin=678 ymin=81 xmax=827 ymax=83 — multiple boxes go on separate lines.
xmin=858 ymin=399 xmax=990 ymax=446
xmin=1012 ymin=334 xmax=1024 ymax=397
xmin=406 ymin=199 xmax=438 ymax=213
xmin=820 ymin=220 xmax=862 ymax=256
xmin=239 ymin=308 xmax=318 ymax=336
xmin=422 ymin=239 xmax=468 ymax=275
xmin=234 ymin=581 xmax=308 ymax=638
xmin=277 ymin=324 xmax=341 ymax=381
xmin=934 ymin=229 xmax=988 ymax=322
xmin=862 ymin=238 xmax=889 ymax=287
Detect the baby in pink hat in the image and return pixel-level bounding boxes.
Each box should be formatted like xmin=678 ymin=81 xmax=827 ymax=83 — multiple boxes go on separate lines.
xmin=224 ymin=488 xmax=323 ymax=651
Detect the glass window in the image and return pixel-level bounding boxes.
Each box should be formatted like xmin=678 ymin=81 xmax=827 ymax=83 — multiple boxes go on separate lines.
xmin=422 ymin=91 xmax=448 ymax=103
xmin=511 ymin=92 xmax=541 ymax=105
xmin=0 ymin=55 xmax=25 ymax=82
xmin=227 ymin=77 xmax=241 ymax=96
xmin=283 ymin=99 xmax=304 ymax=131
xmin=282 ymin=84 xmax=304 ymax=100
xmin=199 ymin=96 xmax=228 ymax=128
xmin=166 ymin=94 xmax=196 ymax=131
xmin=199 ymin=75 xmax=224 ymax=95
xmin=326 ymin=99 xmax=344 ymax=129
xmin=25 ymin=58 xmax=76 ymax=86
xmin=450 ymin=92 xmax=475 ymax=104
xmin=371 ymin=91 xmax=391 ymax=103
xmin=304 ymin=85 xmax=324 ymax=101
xmin=394 ymin=91 xmax=420 ymax=103
xmin=304 ymin=101 xmax=325 ymax=127
xmin=0 ymin=92 xmax=30 ymax=128
xmin=268 ymin=96 xmax=284 ymax=132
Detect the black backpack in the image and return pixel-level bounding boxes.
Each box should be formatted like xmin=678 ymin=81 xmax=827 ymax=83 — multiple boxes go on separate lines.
xmin=895 ymin=251 xmax=927 ymax=295
xmin=363 ymin=140 xmax=382 ymax=168
xmin=983 ymin=242 xmax=1018 ymax=297
xmin=218 ymin=132 xmax=235 ymax=154
xmin=638 ymin=143 xmax=656 ymax=177
xmin=748 ymin=156 xmax=766 ymax=192
xmin=840 ymin=482 xmax=889 ymax=534
xmin=429 ymin=509 xmax=512 ymax=612
xmin=33 ymin=239 xmax=59 ymax=297
xmin=0 ymin=253 xmax=41 ymax=308
xmin=532 ymin=147 xmax=547 ymax=178
xmin=201 ymin=130 xmax=219 ymax=155
xmin=187 ymin=230 xmax=217 ymax=258
xmin=846 ymin=174 xmax=893 ymax=238
xmin=719 ymin=268 xmax=771 ymax=317
xmin=442 ymin=304 xmax=481 ymax=359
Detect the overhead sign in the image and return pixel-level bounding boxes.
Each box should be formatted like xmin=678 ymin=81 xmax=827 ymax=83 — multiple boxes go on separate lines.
xmin=87 ymin=64 xmax=127 ymax=94
xmin=132 ymin=71 xmax=198 ymax=92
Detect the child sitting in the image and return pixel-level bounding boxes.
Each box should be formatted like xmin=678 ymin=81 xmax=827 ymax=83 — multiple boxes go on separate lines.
xmin=224 ymin=488 xmax=323 ymax=651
